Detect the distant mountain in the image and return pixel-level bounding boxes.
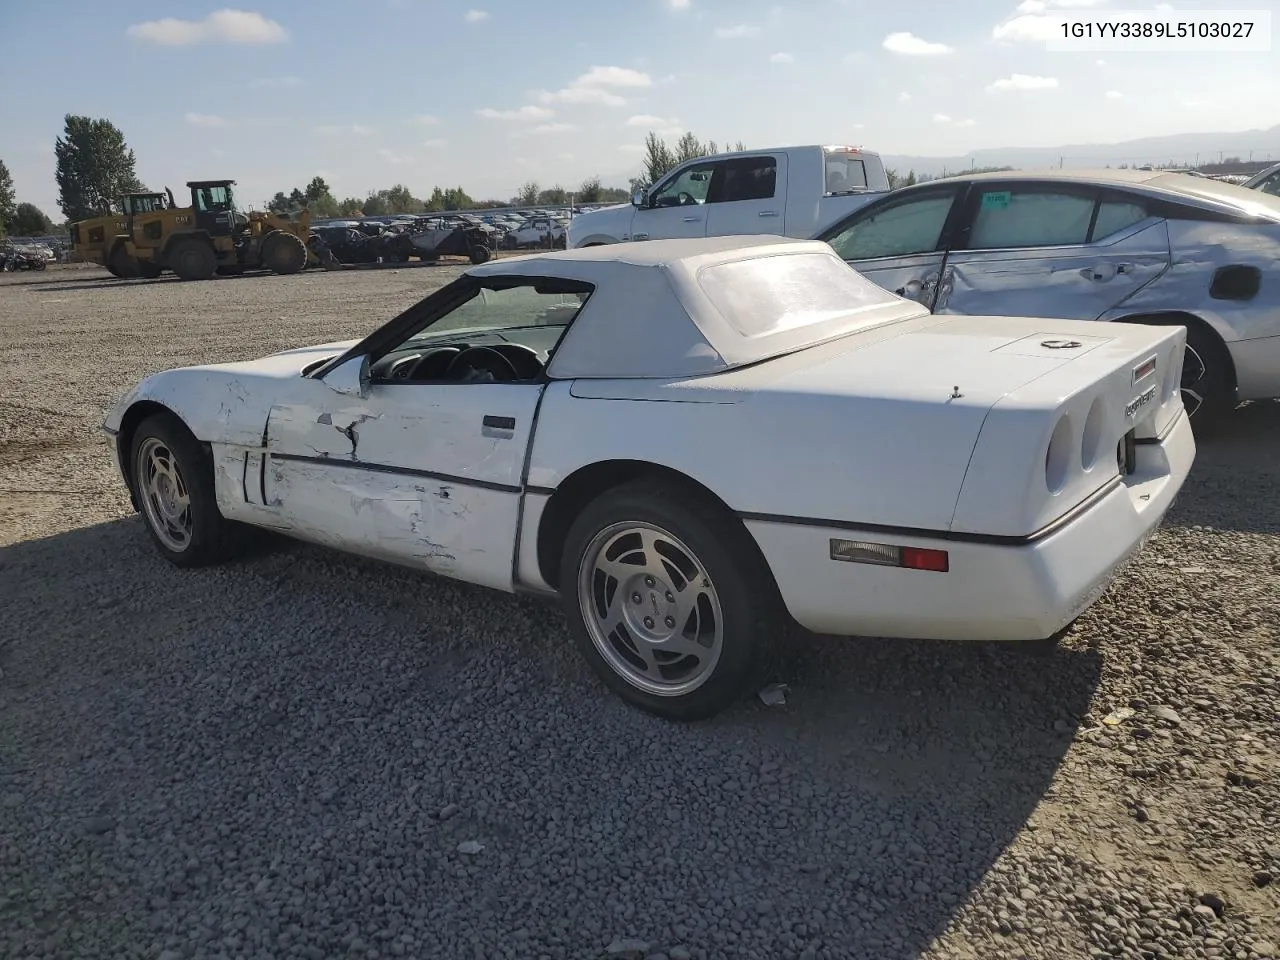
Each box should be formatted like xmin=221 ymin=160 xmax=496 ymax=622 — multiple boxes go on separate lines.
xmin=879 ymin=124 xmax=1280 ymax=177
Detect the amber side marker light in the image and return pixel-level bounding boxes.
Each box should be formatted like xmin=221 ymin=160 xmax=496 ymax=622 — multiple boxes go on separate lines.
xmin=829 ymin=538 xmax=950 ymax=572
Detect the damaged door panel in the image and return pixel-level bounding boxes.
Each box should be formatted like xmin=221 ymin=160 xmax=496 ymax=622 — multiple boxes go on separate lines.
xmin=262 ymin=380 xmax=544 ymax=591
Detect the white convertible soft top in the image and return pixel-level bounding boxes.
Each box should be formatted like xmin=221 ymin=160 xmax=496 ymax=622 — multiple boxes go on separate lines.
xmin=466 ymin=236 xmax=928 ymax=379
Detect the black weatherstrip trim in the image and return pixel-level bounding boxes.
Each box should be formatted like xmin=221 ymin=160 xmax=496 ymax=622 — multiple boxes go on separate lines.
xmin=524 ymin=484 xmax=556 ymax=497
xmin=737 ymin=475 xmax=1124 ymax=547
xmin=241 ymin=451 xmax=251 ymax=503
xmin=509 ymin=385 xmax=551 ymax=590
xmin=270 ymin=452 xmax=522 ymax=494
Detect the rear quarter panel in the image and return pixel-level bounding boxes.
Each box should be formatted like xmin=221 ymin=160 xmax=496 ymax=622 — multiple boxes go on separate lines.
xmin=526 ymin=377 xmax=988 ymax=533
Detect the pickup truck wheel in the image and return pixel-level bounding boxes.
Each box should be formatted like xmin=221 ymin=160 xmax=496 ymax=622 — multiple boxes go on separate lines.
xmin=560 ymin=480 xmax=777 ymax=721
xmin=129 ymin=413 xmax=244 ymax=568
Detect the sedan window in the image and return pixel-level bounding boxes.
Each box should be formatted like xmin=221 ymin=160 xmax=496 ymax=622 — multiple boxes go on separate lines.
xmin=824 ymin=192 xmax=958 ymax=260
xmin=1092 ymin=199 xmax=1149 ymax=240
xmin=968 ymin=188 xmax=1095 ymax=248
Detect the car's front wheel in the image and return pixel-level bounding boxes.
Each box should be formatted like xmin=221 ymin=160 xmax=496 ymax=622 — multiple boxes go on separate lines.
xmin=560 ymin=480 xmax=779 ymax=721
xmin=130 ymin=413 xmax=244 ymax=567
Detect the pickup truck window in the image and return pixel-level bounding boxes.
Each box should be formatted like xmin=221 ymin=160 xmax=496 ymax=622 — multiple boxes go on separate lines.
xmin=825 ymin=190 xmax=959 ymax=260
xmin=652 ymin=161 xmax=720 ymax=207
xmin=716 ymin=156 xmax=778 ymax=202
xmin=825 ymin=157 xmax=869 ymax=193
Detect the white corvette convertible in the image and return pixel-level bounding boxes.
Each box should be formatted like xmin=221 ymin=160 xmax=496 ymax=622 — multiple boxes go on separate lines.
xmin=103 ymin=236 xmax=1194 ymax=720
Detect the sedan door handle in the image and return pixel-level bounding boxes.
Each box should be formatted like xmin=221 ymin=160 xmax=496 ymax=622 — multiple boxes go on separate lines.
xmin=757 ymin=210 xmax=779 ymax=217
xmin=681 ymin=217 xmax=701 ymax=223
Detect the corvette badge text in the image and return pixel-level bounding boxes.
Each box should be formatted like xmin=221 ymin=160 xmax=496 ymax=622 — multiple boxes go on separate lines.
xmin=1125 ymin=384 xmax=1158 ymax=419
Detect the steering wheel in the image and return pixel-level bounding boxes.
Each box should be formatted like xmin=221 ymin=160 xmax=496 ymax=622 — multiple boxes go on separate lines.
xmin=677 ymin=191 xmax=696 ymax=205
xmin=445 ymin=345 xmax=521 ymax=383
xmin=488 ymin=343 xmax=544 ymax=379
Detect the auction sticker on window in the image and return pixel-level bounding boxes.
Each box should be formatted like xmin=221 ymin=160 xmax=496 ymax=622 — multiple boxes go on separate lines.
xmin=1046 ymin=9 xmax=1271 ymax=51
xmin=981 ymin=191 xmax=1012 ymax=210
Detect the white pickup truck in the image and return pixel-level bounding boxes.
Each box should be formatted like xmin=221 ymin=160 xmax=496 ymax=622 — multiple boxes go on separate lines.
xmin=566 ymin=144 xmax=891 ymax=248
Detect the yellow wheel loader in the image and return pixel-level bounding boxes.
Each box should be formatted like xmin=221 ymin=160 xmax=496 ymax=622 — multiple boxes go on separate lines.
xmin=70 ymin=191 xmax=172 ymax=278
xmin=87 ymin=180 xmax=332 ymax=281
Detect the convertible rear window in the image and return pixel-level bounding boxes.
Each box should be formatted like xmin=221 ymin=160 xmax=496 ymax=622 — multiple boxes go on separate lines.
xmin=697 ymin=252 xmax=904 ymax=339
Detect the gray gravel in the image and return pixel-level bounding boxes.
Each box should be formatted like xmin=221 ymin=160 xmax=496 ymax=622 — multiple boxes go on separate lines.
xmin=2 ymin=264 xmax=1278 ymax=960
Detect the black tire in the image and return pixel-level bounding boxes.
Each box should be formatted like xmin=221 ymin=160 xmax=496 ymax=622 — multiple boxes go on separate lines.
xmin=128 ymin=412 xmax=244 ymax=568
xmin=260 ymin=230 xmax=308 ymax=275
xmin=108 ymin=245 xmax=140 ymax=279
xmin=559 ymin=479 xmax=781 ymax=721
xmin=137 ymin=259 xmax=163 ymax=279
xmin=169 ymin=239 xmax=217 ymax=281
xmin=468 ymin=244 xmax=492 ymax=265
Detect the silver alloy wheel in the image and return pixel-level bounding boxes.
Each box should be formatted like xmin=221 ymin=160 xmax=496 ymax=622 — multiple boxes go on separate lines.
xmin=1180 ymin=343 xmax=1208 ymax=418
xmin=136 ymin=436 xmax=193 ymax=552
xmin=576 ymin=521 xmax=725 ymax=697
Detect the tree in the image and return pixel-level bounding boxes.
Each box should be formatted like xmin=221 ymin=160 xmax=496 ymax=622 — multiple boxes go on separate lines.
xmin=0 ymin=159 xmax=15 ymax=236
xmin=537 ymin=185 xmax=568 ymax=205
xmin=629 ymin=130 xmax=743 ymax=193
xmin=516 ymin=181 xmax=540 ymax=205
xmin=8 ymin=203 xmax=54 ymax=236
xmin=54 ymin=114 xmax=144 ymax=222
xmin=577 ymin=176 xmax=602 ymax=204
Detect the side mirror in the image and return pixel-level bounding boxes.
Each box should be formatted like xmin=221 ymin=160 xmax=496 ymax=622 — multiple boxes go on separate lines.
xmin=321 ymin=354 xmax=370 ymax=399
xmin=631 ymin=191 xmax=647 ymax=208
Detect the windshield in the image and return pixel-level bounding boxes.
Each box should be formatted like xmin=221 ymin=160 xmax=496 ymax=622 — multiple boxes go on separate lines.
xmin=408 ymin=285 xmax=590 ymax=344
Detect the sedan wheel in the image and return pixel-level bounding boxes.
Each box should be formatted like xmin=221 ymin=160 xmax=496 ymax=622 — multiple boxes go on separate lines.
xmin=577 ymin=521 xmax=725 ymax=698
xmin=560 ymin=480 xmax=779 ymax=721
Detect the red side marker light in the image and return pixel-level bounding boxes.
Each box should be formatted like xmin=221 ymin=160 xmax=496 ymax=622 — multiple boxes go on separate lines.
xmin=829 ymin=539 xmax=949 ymax=573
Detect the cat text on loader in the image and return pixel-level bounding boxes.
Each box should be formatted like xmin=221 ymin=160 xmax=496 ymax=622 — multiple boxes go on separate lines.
xmin=104 ymin=180 xmax=332 ymax=281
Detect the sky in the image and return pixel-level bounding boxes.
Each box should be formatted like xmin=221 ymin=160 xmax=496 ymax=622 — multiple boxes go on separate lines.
xmin=1 ymin=0 xmax=1277 ymax=217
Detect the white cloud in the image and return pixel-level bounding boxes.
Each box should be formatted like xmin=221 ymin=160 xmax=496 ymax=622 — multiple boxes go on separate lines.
xmin=376 ymin=148 xmax=408 ymax=164
xmin=422 ymin=138 xmax=447 ymax=147
xmin=626 ymin=114 xmax=668 ymax=126
xmin=1183 ymin=98 xmax=1210 ymax=107
xmin=715 ymin=24 xmax=761 ymax=39
xmin=933 ymin=114 xmax=977 ymax=127
xmin=882 ymin=32 xmax=953 ymax=55
xmin=185 ymin=112 xmax=229 ymax=127
xmin=126 ymin=9 xmax=287 ymax=45
xmin=558 ymin=152 xmax=575 ymax=161
xmin=249 ymin=76 xmax=301 ymax=88
xmin=667 ymin=0 xmax=691 ymax=8
xmin=993 ymin=0 xmax=1110 ymax=42
xmin=770 ymin=52 xmax=794 ymax=63
xmin=619 ymin=144 xmax=646 ymax=153
xmin=1096 ymin=58 xmax=1106 ymax=65
xmin=415 ymin=114 xmax=441 ymax=125
xmin=898 ymin=91 xmax=912 ymax=102
xmin=986 ymin=73 xmax=1059 ymax=91
xmin=535 ymin=65 xmax=652 ymax=108
xmin=314 ymin=123 xmax=374 ymax=136
xmin=1106 ymin=90 xmax=1124 ymax=99
xmin=476 ymin=105 xmax=555 ymax=120
xmin=532 ymin=123 xmax=579 ymax=133
xmin=464 ymin=9 xmax=489 ymax=22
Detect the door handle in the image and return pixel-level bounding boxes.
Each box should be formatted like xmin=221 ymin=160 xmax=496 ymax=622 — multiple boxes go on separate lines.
xmin=681 ymin=217 xmax=700 ymax=223
xmin=632 ymin=233 xmax=649 ymax=240
xmin=482 ymin=415 xmax=515 ymax=431
xmin=758 ymin=211 xmax=779 ymax=217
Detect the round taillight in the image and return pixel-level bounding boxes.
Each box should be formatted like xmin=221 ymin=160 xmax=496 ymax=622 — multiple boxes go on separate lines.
xmin=1046 ymin=413 xmax=1073 ymax=494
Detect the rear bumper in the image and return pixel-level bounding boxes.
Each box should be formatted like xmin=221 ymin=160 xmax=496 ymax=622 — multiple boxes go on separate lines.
xmin=745 ymin=408 xmax=1195 ymax=642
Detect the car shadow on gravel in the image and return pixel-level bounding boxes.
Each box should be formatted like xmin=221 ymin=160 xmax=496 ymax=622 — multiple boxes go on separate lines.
xmin=1166 ymin=401 xmax=1280 ymax=535
xmin=0 ymin=515 xmax=1102 ymax=959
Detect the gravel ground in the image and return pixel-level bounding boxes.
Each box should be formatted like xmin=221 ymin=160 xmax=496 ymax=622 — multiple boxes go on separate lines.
xmin=1 ymin=263 xmax=1277 ymax=960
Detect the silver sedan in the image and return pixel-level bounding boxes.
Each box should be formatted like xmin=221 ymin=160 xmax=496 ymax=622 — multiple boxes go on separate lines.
xmin=815 ymin=169 xmax=1280 ymax=427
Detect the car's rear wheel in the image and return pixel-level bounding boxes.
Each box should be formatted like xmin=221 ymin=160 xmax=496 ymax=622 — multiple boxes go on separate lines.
xmin=130 ymin=413 xmax=243 ymax=567
xmin=560 ymin=480 xmax=778 ymax=721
